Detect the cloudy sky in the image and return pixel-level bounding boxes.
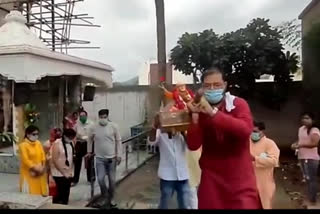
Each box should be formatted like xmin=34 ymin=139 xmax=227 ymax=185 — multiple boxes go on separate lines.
xmin=68 ymin=0 xmax=310 ymax=82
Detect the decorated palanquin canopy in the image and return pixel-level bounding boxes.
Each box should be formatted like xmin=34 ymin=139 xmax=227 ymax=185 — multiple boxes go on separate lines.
xmin=0 ymin=10 xmax=114 ymax=88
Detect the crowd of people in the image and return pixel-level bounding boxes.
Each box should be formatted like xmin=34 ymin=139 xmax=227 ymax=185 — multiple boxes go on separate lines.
xmin=16 ymin=66 xmax=320 ymax=209
xmin=18 ymin=108 xmax=122 ymax=208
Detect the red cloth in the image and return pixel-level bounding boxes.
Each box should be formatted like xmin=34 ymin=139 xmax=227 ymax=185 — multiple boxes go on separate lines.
xmin=187 ymin=98 xmax=262 ymax=209
xmin=49 ymin=179 xmax=57 ymax=197
xmin=49 ymin=128 xmax=61 ymax=143
xmin=64 ymin=116 xmax=77 ymax=130
xmin=172 ymin=89 xmax=194 ymax=110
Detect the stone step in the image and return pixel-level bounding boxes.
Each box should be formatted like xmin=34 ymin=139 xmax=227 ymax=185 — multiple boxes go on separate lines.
xmin=0 ymin=192 xmax=52 ymax=209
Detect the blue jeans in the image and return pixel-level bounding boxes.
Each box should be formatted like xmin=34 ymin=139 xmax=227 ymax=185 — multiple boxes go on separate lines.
xmin=159 ymin=179 xmax=189 ymax=209
xmin=300 ymin=159 xmax=319 ymax=203
xmin=96 ymin=157 xmax=116 ymax=201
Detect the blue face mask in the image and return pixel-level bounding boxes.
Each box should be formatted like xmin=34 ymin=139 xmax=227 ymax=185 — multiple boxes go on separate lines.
xmin=251 ymin=132 xmax=261 ymax=142
xmin=204 ymin=89 xmax=224 ymax=104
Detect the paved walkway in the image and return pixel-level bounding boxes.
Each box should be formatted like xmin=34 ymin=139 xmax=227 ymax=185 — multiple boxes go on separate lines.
xmin=1 ymin=153 xmax=316 ymax=209
xmin=115 ymin=156 xmax=166 ymax=209
xmin=115 ymin=156 xmax=298 ymax=209
xmin=0 ymin=150 xmax=154 ymax=207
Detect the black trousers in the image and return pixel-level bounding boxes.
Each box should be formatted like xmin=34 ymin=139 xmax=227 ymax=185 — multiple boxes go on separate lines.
xmin=87 ymin=155 xmax=96 ymax=182
xmin=73 ymin=140 xmax=92 ymax=183
xmin=53 ymin=176 xmax=72 ymax=205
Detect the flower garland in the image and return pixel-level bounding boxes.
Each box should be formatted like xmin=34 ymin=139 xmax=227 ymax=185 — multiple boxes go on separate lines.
xmin=24 ymin=103 xmax=40 ymax=128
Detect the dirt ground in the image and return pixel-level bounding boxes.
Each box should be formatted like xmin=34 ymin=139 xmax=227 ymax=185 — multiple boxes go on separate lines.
xmin=115 ymin=154 xmax=312 ymax=209
xmin=275 ymin=153 xmax=320 ymax=209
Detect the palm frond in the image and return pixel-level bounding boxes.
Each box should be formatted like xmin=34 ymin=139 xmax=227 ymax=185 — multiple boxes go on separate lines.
xmin=0 ymin=132 xmax=17 ymax=144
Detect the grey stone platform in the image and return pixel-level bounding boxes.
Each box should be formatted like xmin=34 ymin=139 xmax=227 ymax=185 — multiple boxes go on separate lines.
xmin=0 ymin=192 xmax=52 ymax=209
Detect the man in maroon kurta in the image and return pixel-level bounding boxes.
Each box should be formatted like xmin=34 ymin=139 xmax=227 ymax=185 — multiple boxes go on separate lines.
xmin=187 ymin=67 xmax=261 ymax=209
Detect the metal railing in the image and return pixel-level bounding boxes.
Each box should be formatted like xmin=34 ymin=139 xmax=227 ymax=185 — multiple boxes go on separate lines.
xmin=119 ymin=129 xmax=157 ymax=181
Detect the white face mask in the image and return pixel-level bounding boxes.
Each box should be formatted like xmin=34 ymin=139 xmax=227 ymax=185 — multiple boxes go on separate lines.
xmin=28 ymin=135 xmax=38 ymax=142
xmin=99 ymin=118 xmax=108 ymax=126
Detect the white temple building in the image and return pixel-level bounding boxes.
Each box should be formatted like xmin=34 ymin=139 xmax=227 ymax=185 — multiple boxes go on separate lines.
xmin=0 ymin=10 xmax=113 ymax=149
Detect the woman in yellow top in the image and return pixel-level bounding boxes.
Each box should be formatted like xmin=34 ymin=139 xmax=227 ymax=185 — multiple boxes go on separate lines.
xmin=19 ymin=125 xmax=48 ymax=196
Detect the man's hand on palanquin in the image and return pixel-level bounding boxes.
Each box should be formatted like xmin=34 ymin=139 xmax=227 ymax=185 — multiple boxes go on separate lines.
xmin=198 ymin=97 xmax=215 ymax=116
xmin=187 ymin=101 xmax=201 ymax=113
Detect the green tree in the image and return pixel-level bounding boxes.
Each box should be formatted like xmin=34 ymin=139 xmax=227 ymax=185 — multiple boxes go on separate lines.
xmin=264 ymin=51 xmax=300 ymax=110
xmin=227 ymin=18 xmax=284 ymax=97
xmin=170 ymin=30 xmax=220 ymax=83
xmin=170 ymin=18 xmax=292 ymax=99
xmin=274 ymin=51 xmax=299 ymax=84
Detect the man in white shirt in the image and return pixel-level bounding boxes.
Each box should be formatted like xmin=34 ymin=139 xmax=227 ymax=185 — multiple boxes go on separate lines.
xmin=87 ymin=109 xmax=122 ymax=208
xmin=148 ymin=114 xmax=190 ymax=209
xmin=72 ymin=110 xmax=93 ymax=186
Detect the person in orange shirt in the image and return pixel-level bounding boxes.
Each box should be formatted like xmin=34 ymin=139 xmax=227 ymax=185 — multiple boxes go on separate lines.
xmin=19 ymin=125 xmax=48 ymax=196
xmin=250 ymin=121 xmax=280 ymax=209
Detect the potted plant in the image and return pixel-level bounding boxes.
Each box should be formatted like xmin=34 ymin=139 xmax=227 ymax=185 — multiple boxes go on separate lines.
xmin=24 ymin=103 xmax=40 ymax=128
